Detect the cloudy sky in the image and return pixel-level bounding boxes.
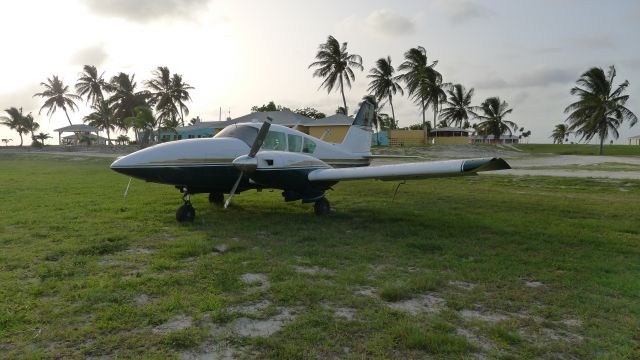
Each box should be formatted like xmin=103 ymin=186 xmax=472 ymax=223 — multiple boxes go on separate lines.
xmin=1 ymin=0 xmax=639 ymax=144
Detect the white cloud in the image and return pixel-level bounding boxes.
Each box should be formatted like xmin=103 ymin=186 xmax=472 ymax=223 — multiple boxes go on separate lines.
xmin=514 ymin=67 xmax=576 ymax=87
xmin=571 ymin=34 xmax=616 ymax=50
xmin=81 ymin=0 xmax=212 ymax=22
xmin=433 ymin=0 xmax=493 ymax=23
xmin=70 ymin=44 xmax=109 ymax=67
xmin=365 ymin=9 xmax=416 ymax=37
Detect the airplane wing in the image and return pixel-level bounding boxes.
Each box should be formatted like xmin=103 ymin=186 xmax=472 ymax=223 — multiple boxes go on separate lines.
xmin=308 ymin=157 xmax=510 ymax=182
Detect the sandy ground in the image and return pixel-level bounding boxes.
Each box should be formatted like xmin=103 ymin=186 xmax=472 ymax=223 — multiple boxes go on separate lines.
xmin=3 ymin=144 xmax=640 ymax=179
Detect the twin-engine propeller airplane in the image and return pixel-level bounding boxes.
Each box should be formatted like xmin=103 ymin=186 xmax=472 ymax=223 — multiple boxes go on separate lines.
xmin=110 ymin=102 xmax=510 ymax=222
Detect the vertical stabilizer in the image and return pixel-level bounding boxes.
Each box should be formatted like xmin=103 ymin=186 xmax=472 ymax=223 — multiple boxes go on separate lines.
xmin=337 ymin=101 xmax=374 ymax=155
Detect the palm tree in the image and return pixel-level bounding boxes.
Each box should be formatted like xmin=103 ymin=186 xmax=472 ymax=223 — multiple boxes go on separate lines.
xmin=0 ymin=107 xmax=30 ymax=146
xmin=1 ymin=139 xmax=11 ymax=146
xmin=471 ymin=97 xmax=517 ymax=140
xmin=441 ymin=84 xmax=474 ymax=128
xmin=33 ymin=75 xmax=81 ymax=126
xmin=423 ymin=71 xmax=448 ymax=128
xmin=171 ymin=73 xmax=194 ymax=126
xmin=33 ymin=132 xmax=52 ymax=146
xmin=145 ymin=67 xmax=177 ymax=125
xmin=75 ymin=65 xmax=109 ymax=105
xmin=22 ymin=113 xmax=40 ymax=143
xmin=309 ymin=35 xmax=363 ymax=114
xmin=398 ymin=46 xmax=440 ymax=129
xmin=565 ymin=66 xmax=637 ymax=155
xmin=124 ymin=106 xmax=157 ymax=147
xmin=84 ymin=100 xmax=116 ymax=145
xmin=116 ymin=134 xmax=130 ymax=145
xmin=367 ymin=56 xmax=403 ymax=125
xmin=551 ymin=124 xmax=569 ymax=144
xmin=108 ymin=72 xmax=149 ymax=133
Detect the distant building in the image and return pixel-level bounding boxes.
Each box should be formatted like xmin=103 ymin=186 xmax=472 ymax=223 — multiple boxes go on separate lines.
xmin=430 ymin=127 xmax=471 ymax=145
xmin=471 ymin=134 xmax=520 ymax=144
xmin=54 ymin=124 xmax=103 ymax=145
xmin=157 ymin=111 xmax=354 ymax=144
xmin=629 ymin=135 xmax=640 ymax=145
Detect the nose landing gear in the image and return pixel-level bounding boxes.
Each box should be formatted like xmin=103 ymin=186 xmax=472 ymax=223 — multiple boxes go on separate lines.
xmin=176 ymin=190 xmax=196 ymax=222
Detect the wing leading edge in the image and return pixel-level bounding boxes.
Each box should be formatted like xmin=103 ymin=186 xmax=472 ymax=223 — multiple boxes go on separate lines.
xmin=308 ymin=157 xmax=510 ymax=182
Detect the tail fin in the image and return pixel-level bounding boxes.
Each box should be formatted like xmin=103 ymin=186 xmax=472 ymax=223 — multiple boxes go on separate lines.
xmin=337 ymin=101 xmax=374 ymax=155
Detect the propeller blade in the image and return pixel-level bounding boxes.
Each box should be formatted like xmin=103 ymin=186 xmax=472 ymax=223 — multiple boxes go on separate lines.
xmin=224 ymin=171 xmax=243 ymax=209
xmin=248 ymin=120 xmax=271 ymax=158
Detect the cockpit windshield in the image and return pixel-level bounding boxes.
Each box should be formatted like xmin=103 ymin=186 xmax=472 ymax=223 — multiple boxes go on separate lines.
xmin=214 ymin=125 xmax=258 ymax=147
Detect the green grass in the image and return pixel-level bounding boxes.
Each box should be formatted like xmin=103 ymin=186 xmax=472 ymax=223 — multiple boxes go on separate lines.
xmin=1 ymin=153 xmax=639 ymax=358
xmin=515 ymin=162 xmax=640 ymax=172
xmin=516 ymin=144 xmax=640 ymax=156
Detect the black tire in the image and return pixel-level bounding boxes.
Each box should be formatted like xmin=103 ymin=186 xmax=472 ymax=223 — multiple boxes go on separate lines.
xmin=314 ymin=197 xmax=331 ymax=216
xmin=176 ymin=204 xmax=196 ymax=222
xmin=208 ymin=192 xmax=224 ymax=205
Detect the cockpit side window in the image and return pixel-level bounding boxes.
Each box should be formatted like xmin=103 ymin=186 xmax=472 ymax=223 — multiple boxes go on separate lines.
xmin=302 ymin=138 xmax=316 ymax=154
xmin=263 ymin=131 xmax=287 ymax=151
xmin=214 ymin=125 xmax=258 ymax=147
xmin=287 ymin=134 xmax=302 ymax=152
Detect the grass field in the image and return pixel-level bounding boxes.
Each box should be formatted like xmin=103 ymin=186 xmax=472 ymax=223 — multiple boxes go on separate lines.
xmin=515 ymin=144 xmax=640 ymax=156
xmin=1 ymin=153 xmax=639 ymax=359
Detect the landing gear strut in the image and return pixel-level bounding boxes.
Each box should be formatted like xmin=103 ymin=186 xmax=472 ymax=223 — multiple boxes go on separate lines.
xmin=176 ymin=191 xmax=196 ymax=222
xmin=314 ymin=197 xmax=331 ymax=216
xmin=208 ymin=192 xmax=224 ymax=205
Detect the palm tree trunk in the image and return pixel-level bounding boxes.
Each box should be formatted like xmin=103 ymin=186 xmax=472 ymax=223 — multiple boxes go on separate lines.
xmin=180 ymin=108 xmax=185 ymax=127
xmin=389 ymin=94 xmax=396 ymax=129
xmin=599 ymin=134 xmax=605 ymax=155
xmin=421 ymin=98 xmax=426 ymax=128
xmin=106 ymin=128 xmax=112 ymax=146
xmin=63 ymin=107 xmax=81 ymax=142
xmin=18 ymin=133 xmax=23 ymax=147
xmin=339 ymin=74 xmax=347 ymax=115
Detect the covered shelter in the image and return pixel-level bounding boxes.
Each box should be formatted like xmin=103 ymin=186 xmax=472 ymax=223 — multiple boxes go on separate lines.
xmin=54 ymin=124 xmax=101 ymax=146
xmin=429 ymin=127 xmax=471 ymax=145
xmin=629 ymin=135 xmax=640 ymax=145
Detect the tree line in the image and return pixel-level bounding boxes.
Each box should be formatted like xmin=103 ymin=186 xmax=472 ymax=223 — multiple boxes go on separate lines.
xmin=2 ymin=65 xmax=194 ymax=146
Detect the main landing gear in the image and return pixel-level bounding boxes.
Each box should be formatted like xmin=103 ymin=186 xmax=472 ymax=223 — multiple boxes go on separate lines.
xmin=208 ymin=192 xmax=224 ymax=205
xmin=176 ymin=191 xmax=196 ymax=222
xmin=314 ymin=197 xmax=331 ymax=216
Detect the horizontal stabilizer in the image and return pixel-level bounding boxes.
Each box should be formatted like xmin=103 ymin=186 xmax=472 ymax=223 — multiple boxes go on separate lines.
xmin=308 ymin=157 xmax=510 ymax=182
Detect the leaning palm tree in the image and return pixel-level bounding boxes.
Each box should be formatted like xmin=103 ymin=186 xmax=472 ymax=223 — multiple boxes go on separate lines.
xmin=145 ymin=67 xmax=178 ymax=126
xmin=367 ymin=56 xmax=403 ymax=125
xmin=551 ymin=124 xmax=570 ymax=144
xmin=124 ymin=106 xmax=157 ymax=147
xmin=75 ymin=65 xmax=109 ymax=105
xmin=33 ymin=75 xmax=81 ymax=126
xmin=471 ymin=97 xmax=517 ymax=140
xmin=309 ymin=35 xmax=363 ymax=114
xmin=398 ymin=46 xmax=440 ymax=129
xmin=422 ymin=71 xmax=448 ymax=128
xmin=565 ymin=66 xmax=637 ymax=155
xmin=84 ymin=100 xmax=116 ymax=145
xmin=0 ymin=107 xmax=30 ymax=146
xmin=440 ymin=84 xmax=474 ymax=128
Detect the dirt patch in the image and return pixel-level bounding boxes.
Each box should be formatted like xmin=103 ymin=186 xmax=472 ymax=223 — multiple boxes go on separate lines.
xmin=125 ymin=247 xmax=155 ymax=255
xmin=214 ymin=244 xmax=228 ymax=253
xmin=240 ymin=273 xmax=270 ymax=292
xmin=180 ymin=344 xmax=237 ymax=360
xmin=561 ymin=318 xmax=582 ymax=327
xmin=449 ymin=280 xmax=477 ymax=291
xmin=135 ymin=294 xmax=151 ymax=306
xmin=353 ymin=286 xmax=376 ymax=297
xmin=385 ymin=294 xmax=445 ymax=315
xmin=523 ymin=279 xmax=545 ymax=288
xmin=228 ymin=300 xmax=272 ymax=316
xmin=460 ymin=309 xmax=509 ymax=323
xmin=228 ymin=308 xmax=296 ymax=338
xmin=456 ymin=327 xmax=494 ymax=351
xmin=321 ymin=303 xmax=357 ymax=321
xmin=152 ymin=315 xmax=193 ymax=335
xmin=293 ymin=265 xmax=336 ymax=276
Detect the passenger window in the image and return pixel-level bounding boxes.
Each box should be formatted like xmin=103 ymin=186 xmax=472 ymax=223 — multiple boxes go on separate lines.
xmin=288 ymin=134 xmax=302 ymax=152
xmin=302 ymin=138 xmax=316 ymax=153
xmin=263 ymin=131 xmax=287 ymax=151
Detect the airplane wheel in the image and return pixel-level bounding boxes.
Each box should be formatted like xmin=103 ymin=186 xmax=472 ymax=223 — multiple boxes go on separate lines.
xmin=176 ymin=204 xmax=196 ymax=222
xmin=208 ymin=193 xmax=224 ymax=205
xmin=314 ymin=197 xmax=331 ymax=216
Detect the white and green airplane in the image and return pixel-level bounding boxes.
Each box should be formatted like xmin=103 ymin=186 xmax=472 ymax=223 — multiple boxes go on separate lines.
xmin=110 ymin=102 xmax=510 ymax=222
